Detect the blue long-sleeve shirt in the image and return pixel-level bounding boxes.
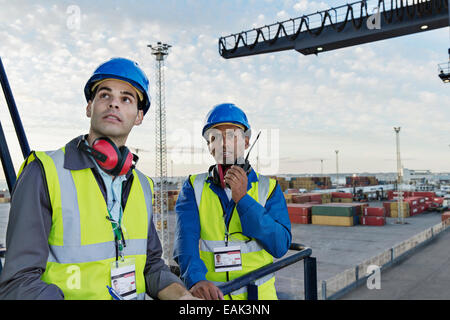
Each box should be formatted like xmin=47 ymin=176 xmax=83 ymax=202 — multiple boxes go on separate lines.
xmin=173 ymin=169 xmax=292 ymax=289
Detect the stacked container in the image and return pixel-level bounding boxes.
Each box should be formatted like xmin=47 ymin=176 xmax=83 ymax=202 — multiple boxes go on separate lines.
xmin=311 ymin=204 xmax=360 ymax=227
xmin=331 ymin=192 xmax=353 ymax=203
xmin=360 ymin=207 xmax=386 ymax=226
xmin=287 ymin=204 xmax=312 ymax=224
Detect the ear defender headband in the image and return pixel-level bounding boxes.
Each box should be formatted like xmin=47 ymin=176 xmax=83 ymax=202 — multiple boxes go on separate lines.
xmin=77 ymin=136 xmax=139 ymax=176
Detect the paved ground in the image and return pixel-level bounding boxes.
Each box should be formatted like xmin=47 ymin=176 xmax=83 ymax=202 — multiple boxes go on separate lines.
xmin=1 ymin=201 xmax=446 ymax=299
xmin=165 ymin=201 xmax=444 ymax=299
xmin=338 ymin=227 xmax=450 ymax=300
xmin=274 ymin=208 xmax=443 ymax=299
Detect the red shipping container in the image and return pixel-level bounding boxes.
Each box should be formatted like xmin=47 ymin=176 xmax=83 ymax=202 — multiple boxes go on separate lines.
xmin=331 ymin=192 xmax=353 ymax=199
xmin=363 ymin=207 xmax=385 ymax=217
xmin=442 ymin=212 xmax=450 ymax=222
xmin=287 ymin=204 xmax=312 ymax=216
xmin=290 ymin=215 xmax=311 ymax=224
xmin=302 ymin=193 xmax=323 ymax=202
xmin=404 ymin=197 xmax=419 ymax=207
xmin=360 ymin=216 xmax=385 ymax=226
xmin=292 ymin=195 xmax=310 ymax=204
xmin=390 ymin=191 xmax=412 ymax=200
xmin=410 ymin=191 xmax=436 ymax=199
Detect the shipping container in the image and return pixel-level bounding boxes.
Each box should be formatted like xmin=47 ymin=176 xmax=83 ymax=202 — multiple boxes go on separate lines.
xmin=362 ymin=207 xmax=385 ymax=217
xmin=287 ymin=204 xmax=312 ymax=216
xmin=331 ymin=192 xmax=353 ymax=199
xmin=360 ymin=216 xmax=385 ymax=226
xmin=311 ymin=204 xmax=357 ymax=217
xmin=312 ymin=215 xmax=354 ymax=226
xmin=290 ymin=215 xmax=311 ymax=224
xmin=442 ymin=212 xmax=450 ymax=222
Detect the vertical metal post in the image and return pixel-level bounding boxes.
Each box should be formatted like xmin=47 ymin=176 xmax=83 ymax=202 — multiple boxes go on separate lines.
xmin=247 ymin=282 xmax=258 ymax=300
xmin=0 ymin=57 xmax=30 ymax=159
xmin=394 ymin=127 xmax=404 ymax=224
xmin=304 ymin=256 xmax=318 ymax=300
xmin=321 ymin=280 xmax=327 ymax=300
xmin=335 ymin=150 xmax=339 ymax=188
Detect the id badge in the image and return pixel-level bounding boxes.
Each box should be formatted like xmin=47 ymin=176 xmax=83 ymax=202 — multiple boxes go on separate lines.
xmin=110 ymin=258 xmax=137 ymax=300
xmin=213 ymin=245 xmax=242 ymax=272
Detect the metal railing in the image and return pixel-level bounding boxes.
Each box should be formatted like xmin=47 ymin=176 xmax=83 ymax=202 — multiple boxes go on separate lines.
xmin=438 ymin=61 xmax=450 ymax=73
xmin=169 ymin=242 xmax=317 ymax=300
xmin=217 ymin=242 xmax=317 ymax=300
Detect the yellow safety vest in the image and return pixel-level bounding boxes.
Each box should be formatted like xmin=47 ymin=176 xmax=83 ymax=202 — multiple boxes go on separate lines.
xmin=18 ymin=148 xmax=154 ymax=300
xmin=190 ymin=172 xmax=277 ymax=300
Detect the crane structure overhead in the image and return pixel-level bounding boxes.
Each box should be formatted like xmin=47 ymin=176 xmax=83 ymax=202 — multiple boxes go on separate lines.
xmin=218 ymin=0 xmax=449 ymax=59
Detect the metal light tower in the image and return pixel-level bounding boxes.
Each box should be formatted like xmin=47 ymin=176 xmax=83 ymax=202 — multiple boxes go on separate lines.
xmin=394 ymin=127 xmax=405 ymax=224
xmin=335 ymin=150 xmax=339 ymax=189
xmin=148 ymin=41 xmax=171 ymax=262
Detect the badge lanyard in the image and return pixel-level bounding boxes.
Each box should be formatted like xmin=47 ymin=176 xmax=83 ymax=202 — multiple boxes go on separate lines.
xmin=223 ymin=203 xmax=236 ymax=246
xmin=223 ymin=203 xmax=252 ymax=246
xmin=106 ymin=206 xmax=126 ymax=264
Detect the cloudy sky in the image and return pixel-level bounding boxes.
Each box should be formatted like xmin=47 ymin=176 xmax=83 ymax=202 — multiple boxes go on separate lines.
xmin=0 ymin=0 xmax=449 ymax=179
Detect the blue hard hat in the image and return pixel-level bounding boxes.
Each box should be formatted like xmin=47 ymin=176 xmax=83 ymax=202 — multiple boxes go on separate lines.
xmin=202 ymin=103 xmax=251 ymax=138
xmin=84 ymin=57 xmax=151 ymax=115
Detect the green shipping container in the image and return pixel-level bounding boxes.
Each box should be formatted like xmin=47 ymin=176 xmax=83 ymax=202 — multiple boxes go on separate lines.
xmin=311 ymin=204 xmax=358 ymax=217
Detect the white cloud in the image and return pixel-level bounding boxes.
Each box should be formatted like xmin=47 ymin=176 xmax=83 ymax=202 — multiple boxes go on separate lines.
xmin=293 ymin=0 xmax=328 ymax=13
xmin=276 ymin=10 xmax=289 ymax=20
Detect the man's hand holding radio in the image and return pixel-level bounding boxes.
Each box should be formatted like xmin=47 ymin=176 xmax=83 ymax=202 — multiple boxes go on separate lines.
xmin=224 ymin=165 xmax=248 ymax=203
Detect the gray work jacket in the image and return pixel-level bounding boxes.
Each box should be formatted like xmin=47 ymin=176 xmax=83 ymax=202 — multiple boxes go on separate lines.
xmin=0 ymin=135 xmax=183 ymax=299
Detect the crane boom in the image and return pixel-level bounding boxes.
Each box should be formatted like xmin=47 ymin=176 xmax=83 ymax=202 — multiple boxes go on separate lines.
xmin=219 ymin=0 xmax=449 ymax=59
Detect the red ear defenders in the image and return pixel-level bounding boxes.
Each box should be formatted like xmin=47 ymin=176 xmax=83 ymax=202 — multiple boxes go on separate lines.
xmin=77 ymin=136 xmax=138 ymax=176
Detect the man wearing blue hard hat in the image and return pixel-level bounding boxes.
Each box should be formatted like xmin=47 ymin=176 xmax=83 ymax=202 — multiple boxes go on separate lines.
xmin=173 ymin=103 xmax=292 ymax=300
xmin=0 ymin=58 xmax=198 ymax=300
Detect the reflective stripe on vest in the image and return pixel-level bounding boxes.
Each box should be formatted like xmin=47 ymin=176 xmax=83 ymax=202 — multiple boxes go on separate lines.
xmin=191 ymin=172 xmax=276 ymax=299
xmin=27 ymin=148 xmax=153 ymax=300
